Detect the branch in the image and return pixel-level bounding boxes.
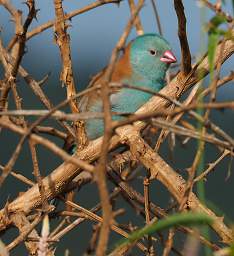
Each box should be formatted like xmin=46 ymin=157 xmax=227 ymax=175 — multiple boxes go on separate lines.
xmin=95 ymin=0 xmax=145 ymax=254
xmin=128 ymin=0 xmax=144 ymax=35
xmin=174 ymin=0 xmax=192 ymax=75
xmin=53 ymin=0 xmax=87 ymax=146
xmin=117 ymin=130 xmax=233 ymax=244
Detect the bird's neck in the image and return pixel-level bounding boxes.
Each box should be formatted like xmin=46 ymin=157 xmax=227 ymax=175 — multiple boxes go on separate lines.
xmin=111 ymin=45 xmax=132 ymax=82
xmin=128 ymin=70 xmax=166 ymax=91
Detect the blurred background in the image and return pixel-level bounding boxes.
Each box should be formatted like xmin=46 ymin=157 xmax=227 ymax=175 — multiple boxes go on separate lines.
xmin=0 ymin=0 xmax=233 ymax=255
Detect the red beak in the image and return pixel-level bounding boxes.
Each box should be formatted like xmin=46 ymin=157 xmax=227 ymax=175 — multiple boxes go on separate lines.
xmin=160 ymin=50 xmax=177 ymax=64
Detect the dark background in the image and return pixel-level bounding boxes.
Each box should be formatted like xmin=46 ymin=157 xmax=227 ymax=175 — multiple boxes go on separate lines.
xmin=0 ymin=1 xmax=233 ymax=255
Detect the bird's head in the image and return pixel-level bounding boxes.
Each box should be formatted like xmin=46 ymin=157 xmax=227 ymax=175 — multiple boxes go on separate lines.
xmin=130 ymin=33 xmax=176 ymax=85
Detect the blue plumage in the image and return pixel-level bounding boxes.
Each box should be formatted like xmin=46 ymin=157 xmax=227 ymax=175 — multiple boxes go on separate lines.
xmin=76 ymin=33 xmax=176 ymax=142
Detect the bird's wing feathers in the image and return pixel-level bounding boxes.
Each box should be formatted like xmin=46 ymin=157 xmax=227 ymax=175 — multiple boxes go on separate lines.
xmin=78 ymin=45 xmax=132 ymax=112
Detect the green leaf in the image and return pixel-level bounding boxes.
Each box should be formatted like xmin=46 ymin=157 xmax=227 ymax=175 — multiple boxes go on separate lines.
xmin=210 ymin=14 xmax=227 ymax=28
xmin=206 ymin=14 xmax=229 ymax=80
xmin=208 ymin=32 xmax=219 ymax=80
xmin=111 ymin=213 xmax=213 ymax=254
xmin=206 ymin=14 xmax=227 ymax=35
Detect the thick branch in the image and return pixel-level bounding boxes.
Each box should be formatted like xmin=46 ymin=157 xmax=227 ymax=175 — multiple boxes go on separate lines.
xmin=117 ymin=129 xmax=233 ymax=244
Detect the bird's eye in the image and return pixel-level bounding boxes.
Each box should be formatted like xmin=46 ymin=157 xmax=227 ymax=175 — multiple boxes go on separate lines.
xmin=149 ymin=49 xmax=157 ymax=56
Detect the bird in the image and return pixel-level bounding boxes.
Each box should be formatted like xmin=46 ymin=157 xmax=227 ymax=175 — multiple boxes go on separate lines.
xmin=67 ymin=33 xmax=176 ymax=152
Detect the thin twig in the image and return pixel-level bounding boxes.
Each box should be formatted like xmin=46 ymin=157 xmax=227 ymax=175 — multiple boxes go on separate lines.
xmin=174 ymin=0 xmax=192 ymax=75
xmin=128 ymin=0 xmax=144 ymax=35
xmin=194 ymin=150 xmax=230 ymax=182
xmin=150 ymin=0 xmax=163 ymax=35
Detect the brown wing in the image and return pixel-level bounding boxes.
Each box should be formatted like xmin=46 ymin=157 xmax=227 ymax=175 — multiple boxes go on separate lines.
xmin=78 ymin=67 xmax=106 ymax=112
xmin=78 ymin=43 xmax=132 ymax=111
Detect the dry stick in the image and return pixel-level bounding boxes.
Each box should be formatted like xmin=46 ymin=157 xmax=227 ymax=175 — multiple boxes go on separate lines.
xmin=25 ymin=0 xmax=123 ymax=41
xmin=10 ymin=171 xmax=35 ymax=186
xmin=0 ymin=18 xmax=20 ymax=113
xmin=1 ymin=99 xmax=234 ymax=121
xmin=0 ymin=165 xmax=35 ymax=188
xmin=128 ymin=0 xmax=144 ymax=35
xmin=0 ymin=109 xmax=104 ymax=120
xmin=7 ymin=213 xmax=42 ymax=251
xmin=0 ymin=0 xmax=17 ymax=16
xmin=34 ymin=126 xmax=67 ymax=140
xmin=154 ymin=104 xmax=175 ymax=153
xmin=0 ymin=0 xmax=36 ymax=111
xmin=116 ymin=130 xmax=233 ymax=244
xmin=53 ymin=0 xmax=87 ymax=147
xmin=95 ymin=82 xmax=113 ymax=256
xmin=95 ymin=80 xmax=113 ymax=256
xmin=151 ymin=119 xmax=232 ymax=151
xmin=60 ymin=199 xmax=147 ymax=253
xmin=10 ymin=0 xmax=36 ymax=77
xmin=0 ymin=35 xmax=233 ymax=241
xmin=174 ymin=0 xmax=192 ymax=75
xmin=53 ymin=0 xmax=87 ymax=217
xmin=150 ymin=0 xmax=163 ymax=35
xmin=194 ymin=150 xmax=230 ymax=183
xmin=163 ymin=229 xmax=175 ymax=256
xmin=29 ymin=141 xmax=49 ymax=212
xmin=95 ymin=1 xmax=145 ymax=254
xmin=0 ymin=0 xmax=19 ymax=110
xmin=9 ymin=212 xmax=40 ymax=254
xmin=201 ymin=71 xmax=234 ymax=98
xmin=88 ymin=224 xmax=102 ymax=254
xmin=155 ymin=83 xmax=200 ymax=151
xmin=144 ymin=177 xmax=154 ymax=255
